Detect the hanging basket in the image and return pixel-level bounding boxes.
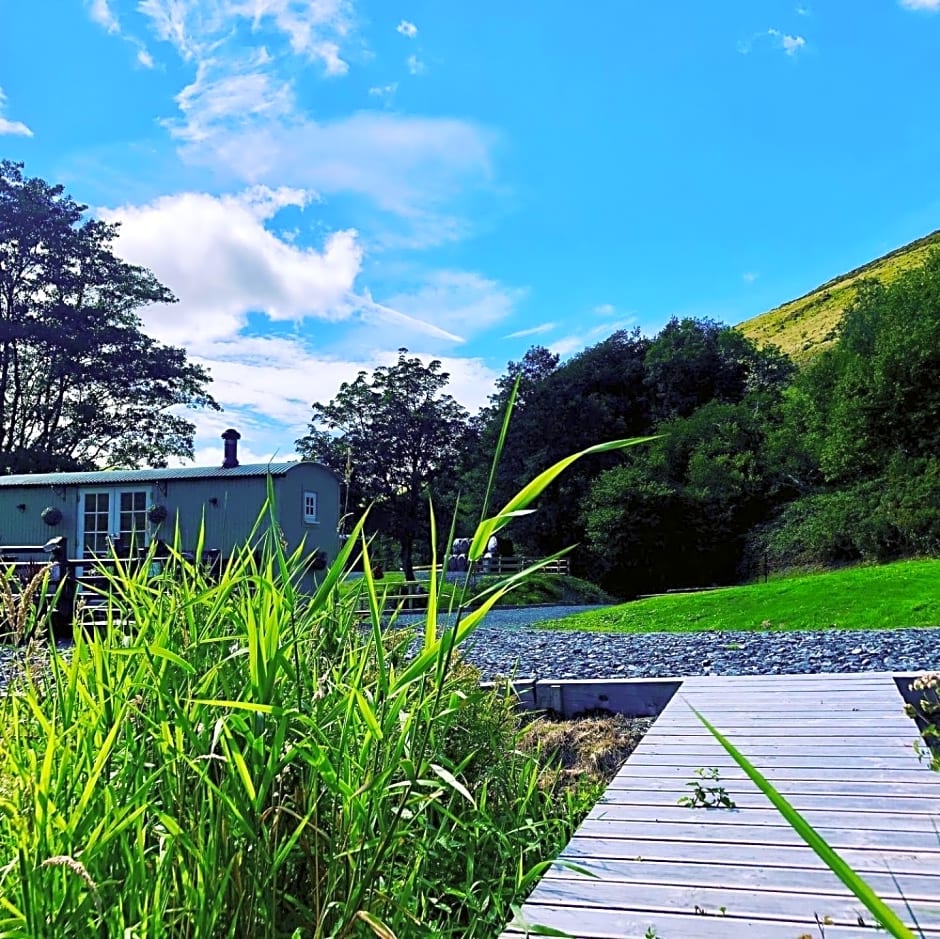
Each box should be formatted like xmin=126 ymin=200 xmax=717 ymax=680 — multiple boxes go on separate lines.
xmin=41 ymin=506 xmax=63 ymax=526
xmin=147 ymin=504 xmax=168 ymax=524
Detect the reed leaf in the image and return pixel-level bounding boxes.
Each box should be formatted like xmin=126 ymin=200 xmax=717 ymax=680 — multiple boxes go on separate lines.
xmin=469 ymin=435 xmax=659 ymax=560
xmin=690 ymin=705 xmax=918 ymax=939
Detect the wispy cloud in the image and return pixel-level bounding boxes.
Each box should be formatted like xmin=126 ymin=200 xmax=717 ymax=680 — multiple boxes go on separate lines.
xmin=742 ymin=271 xmax=759 ymax=283
xmin=383 ymin=271 xmax=527 ymax=344
xmin=593 ymin=303 xmax=616 ymax=316
xmin=138 ymin=0 xmax=355 ymax=72
xmin=549 ymin=318 xmax=637 ymax=358
xmin=899 ymin=0 xmax=940 ymax=9
xmin=505 ymin=322 xmax=555 ymax=339
xmin=88 ymin=0 xmax=120 ymax=33
xmin=368 ymin=82 xmax=398 ymax=100
xmin=396 ymin=19 xmax=418 ymax=38
xmin=123 ymin=1 xmax=492 ymax=240
xmin=0 ymin=88 xmax=32 ymax=137
xmin=739 ymin=28 xmax=807 ymax=56
xmin=406 ymin=53 xmax=425 ymax=75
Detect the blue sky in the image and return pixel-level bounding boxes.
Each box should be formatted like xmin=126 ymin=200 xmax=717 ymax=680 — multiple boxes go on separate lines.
xmin=2 ymin=0 xmax=939 ymax=465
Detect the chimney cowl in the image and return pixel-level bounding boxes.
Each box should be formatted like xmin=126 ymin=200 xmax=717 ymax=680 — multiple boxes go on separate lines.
xmin=221 ymin=428 xmax=241 ymax=468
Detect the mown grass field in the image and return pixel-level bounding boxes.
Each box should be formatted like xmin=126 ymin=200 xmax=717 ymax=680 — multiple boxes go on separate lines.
xmin=541 ymin=558 xmax=940 ymax=633
xmin=736 ymin=230 xmax=940 ymax=364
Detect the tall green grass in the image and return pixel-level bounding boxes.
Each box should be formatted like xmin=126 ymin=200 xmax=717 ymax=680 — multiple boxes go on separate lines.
xmin=0 ymin=434 xmax=651 ymax=938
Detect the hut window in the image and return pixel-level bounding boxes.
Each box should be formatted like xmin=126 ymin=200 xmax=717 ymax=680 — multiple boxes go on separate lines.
xmin=303 ymin=490 xmax=318 ymax=524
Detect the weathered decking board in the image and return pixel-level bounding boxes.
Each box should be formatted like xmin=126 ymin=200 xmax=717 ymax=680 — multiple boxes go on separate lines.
xmin=502 ymin=672 xmax=940 ymax=938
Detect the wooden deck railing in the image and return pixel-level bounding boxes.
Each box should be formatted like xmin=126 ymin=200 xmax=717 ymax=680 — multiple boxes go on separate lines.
xmin=1 ymin=541 xmax=224 ymax=638
xmin=413 ymin=556 xmax=570 ymax=577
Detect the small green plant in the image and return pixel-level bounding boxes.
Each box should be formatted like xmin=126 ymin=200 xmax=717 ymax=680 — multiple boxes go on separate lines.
xmin=678 ymin=767 xmax=737 ymax=809
xmin=905 ymin=673 xmax=940 ymax=771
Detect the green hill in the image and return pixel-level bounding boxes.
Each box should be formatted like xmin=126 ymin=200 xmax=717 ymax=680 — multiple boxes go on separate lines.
xmin=737 ymin=229 xmax=940 ymax=364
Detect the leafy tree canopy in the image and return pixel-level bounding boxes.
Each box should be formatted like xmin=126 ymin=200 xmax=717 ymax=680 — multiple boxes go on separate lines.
xmin=798 ymin=251 xmax=940 ymax=483
xmin=295 ymin=349 xmax=470 ymax=578
xmin=0 ymin=161 xmax=217 ymax=473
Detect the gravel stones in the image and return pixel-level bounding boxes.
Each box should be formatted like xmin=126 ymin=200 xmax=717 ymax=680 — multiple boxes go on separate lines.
xmin=396 ymin=605 xmax=940 ymax=681
xmin=4 ymin=605 xmax=939 ymax=688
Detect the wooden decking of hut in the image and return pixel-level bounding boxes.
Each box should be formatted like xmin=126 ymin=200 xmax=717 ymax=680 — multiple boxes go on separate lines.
xmin=502 ymin=672 xmax=940 ymax=938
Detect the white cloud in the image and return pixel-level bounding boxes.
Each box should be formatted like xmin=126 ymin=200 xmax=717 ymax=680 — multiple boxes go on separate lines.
xmin=369 ymin=82 xmax=398 ymax=99
xmin=384 ymin=271 xmax=526 ymax=341
xmin=138 ymin=0 xmax=354 ymax=71
xmin=177 ymin=110 xmax=495 ymax=226
xmin=170 ymin=59 xmax=296 ymax=143
xmin=549 ymin=319 xmax=637 ymax=358
xmin=172 ymin=338 xmax=500 ymax=464
xmin=0 ymin=88 xmax=32 ymax=137
xmin=504 ymin=322 xmax=555 ymax=339
xmin=406 ymin=53 xmax=425 ymax=75
xmin=593 ymin=303 xmax=616 ymax=316
xmin=739 ymin=28 xmax=807 ymax=56
xmin=88 ymin=0 xmax=120 ymax=33
xmin=99 ymin=187 xmax=476 ymax=353
xmin=100 ymin=187 xmax=362 ymax=344
xmin=132 ymin=0 xmax=493 ymax=238
xmin=86 ymin=0 xmax=160 ymax=69
xmin=742 ymin=271 xmax=759 ymax=283
xmin=900 ymin=0 xmax=940 ymax=8
xmin=766 ymin=28 xmax=806 ymax=56
xmin=396 ymin=19 xmax=418 ymax=38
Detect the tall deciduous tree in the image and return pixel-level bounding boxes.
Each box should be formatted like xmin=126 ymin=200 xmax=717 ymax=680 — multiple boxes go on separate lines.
xmin=0 ymin=161 xmax=217 ymax=472
xmin=295 ymin=349 xmax=470 ymax=579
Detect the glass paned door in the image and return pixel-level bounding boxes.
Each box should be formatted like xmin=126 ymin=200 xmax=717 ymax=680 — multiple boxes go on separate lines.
xmin=118 ymin=491 xmax=148 ymax=552
xmin=79 ymin=489 xmax=150 ymax=558
xmin=82 ymin=492 xmax=111 ymax=557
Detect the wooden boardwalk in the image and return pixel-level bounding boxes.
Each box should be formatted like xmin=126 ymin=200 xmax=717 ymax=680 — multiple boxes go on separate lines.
xmin=502 ymin=672 xmax=940 ymax=938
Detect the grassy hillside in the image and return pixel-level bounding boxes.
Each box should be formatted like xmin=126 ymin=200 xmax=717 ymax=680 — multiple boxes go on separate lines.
xmin=737 ymin=230 xmax=940 ymax=364
xmin=540 ymin=558 xmax=940 ymax=633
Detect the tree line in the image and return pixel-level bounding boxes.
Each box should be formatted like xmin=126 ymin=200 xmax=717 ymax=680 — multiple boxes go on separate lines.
xmin=4 ymin=162 xmax=937 ymax=595
xmin=298 ymin=257 xmax=940 ymax=593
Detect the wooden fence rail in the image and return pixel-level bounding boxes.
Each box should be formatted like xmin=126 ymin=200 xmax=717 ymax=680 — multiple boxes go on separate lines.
xmin=413 ymin=556 xmax=570 ymax=577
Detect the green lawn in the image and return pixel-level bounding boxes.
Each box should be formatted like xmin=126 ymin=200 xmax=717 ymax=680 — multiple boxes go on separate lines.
xmin=541 ymin=559 xmax=940 ymax=633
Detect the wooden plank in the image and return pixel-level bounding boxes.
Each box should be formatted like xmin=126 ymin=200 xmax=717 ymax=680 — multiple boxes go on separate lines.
xmin=500 ymin=905 xmax=937 ymax=938
xmin=621 ymin=752 xmax=928 ymax=769
xmin=523 ymin=877 xmax=940 ymax=929
xmin=584 ymin=805 xmax=940 ymax=833
xmin=597 ymin=789 xmax=940 ymax=813
xmin=651 ymin=718 xmax=919 ymax=746
xmin=608 ymin=775 xmax=940 ymax=795
xmin=562 ymin=835 xmax=940 ymax=873
xmin=613 ymin=763 xmax=940 ymax=783
xmin=572 ymin=818 xmax=940 ymax=850
xmin=634 ymin=740 xmax=917 ymax=755
xmin=541 ymin=856 xmax=940 ymax=900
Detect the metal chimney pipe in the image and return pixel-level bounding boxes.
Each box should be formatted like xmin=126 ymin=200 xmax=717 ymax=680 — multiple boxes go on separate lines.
xmin=221 ymin=428 xmax=241 ymax=468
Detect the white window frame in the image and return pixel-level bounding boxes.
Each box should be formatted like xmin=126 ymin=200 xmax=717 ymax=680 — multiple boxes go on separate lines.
xmin=303 ymin=489 xmax=319 ymax=524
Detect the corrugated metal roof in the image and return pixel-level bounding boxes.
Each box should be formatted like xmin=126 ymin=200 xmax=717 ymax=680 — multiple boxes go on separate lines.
xmin=0 ymin=462 xmax=306 ymax=488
